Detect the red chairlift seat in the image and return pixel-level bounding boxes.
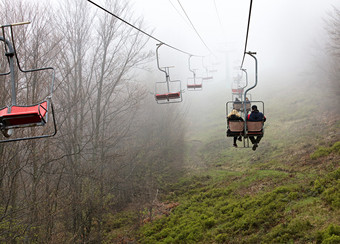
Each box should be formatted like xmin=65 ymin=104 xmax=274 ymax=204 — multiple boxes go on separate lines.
xmin=232 ymin=88 xmax=244 ymax=94
xmin=202 ymin=76 xmax=213 ymax=80
xmin=168 ymin=92 xmax=180 ymax=99
xmin=0 ymin=101 xmax=48 ymax=129
xmin=155 ymin=94 xmax=168 ymax=100
xmin=187 ymin=84 xmax=202 ymax=89
xmin=155 ymin=92 xmax=181 ymax=101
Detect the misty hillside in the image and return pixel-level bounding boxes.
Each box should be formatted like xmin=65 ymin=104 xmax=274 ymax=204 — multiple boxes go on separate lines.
xmin=134 ymin=74 xmax=340 ymax=243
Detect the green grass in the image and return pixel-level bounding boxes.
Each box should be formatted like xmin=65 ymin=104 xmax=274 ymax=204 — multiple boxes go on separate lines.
xmin=139 ymin=168 xmax=340 ymax=243
xmin=136 ymin=82 xmax=340 ymax=243
xmin=104 ymin=78 xmax=340 ymax=243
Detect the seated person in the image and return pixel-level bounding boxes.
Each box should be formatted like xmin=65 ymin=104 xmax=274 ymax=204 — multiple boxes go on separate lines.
xmin=247 ymin=105 xmax=266 ymax=151
xmin=227 ymin=109 xmax=243 ymax=147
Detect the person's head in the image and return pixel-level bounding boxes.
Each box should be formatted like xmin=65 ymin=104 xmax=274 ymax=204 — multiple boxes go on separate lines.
xmin=251 ymin=105 xmax=258 ymax=111
xmin=228 ymin=109 xmax=240 ymax=117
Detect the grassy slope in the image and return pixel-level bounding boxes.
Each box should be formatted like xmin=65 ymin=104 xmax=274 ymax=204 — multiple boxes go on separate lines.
xmin=137 ymin=78 xmax=340 ymax=243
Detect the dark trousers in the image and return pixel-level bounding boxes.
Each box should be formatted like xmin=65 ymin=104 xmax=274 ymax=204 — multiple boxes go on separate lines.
xmin=249 ymin=136 xmax=262 ymax=144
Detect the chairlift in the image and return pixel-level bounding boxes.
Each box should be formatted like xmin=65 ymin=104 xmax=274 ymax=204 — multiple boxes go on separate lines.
xmin=201 ymin=56 xmax=213 ymax=81
xmin=232 ymin=68 xmax=252 ymax=112
xmin=187 ymin=55 xmax=202 ymax=91
xmin=154 ymin=43 xmax=182 ymax=104
xmin=231 ymin=72 xmax=244 ymax=96
xmin=209 ymin=68 xmax=218 ymax=73
xmin=0 ymin=22 xmax=57 ymax=143
xmin=226 ymin=100 xmax=264 ymax=148
xmin=226 ymin=52 xmax=265 ymax=149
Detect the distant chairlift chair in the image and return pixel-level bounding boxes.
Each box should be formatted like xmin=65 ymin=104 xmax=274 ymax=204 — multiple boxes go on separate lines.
xmin=201 ymin=56 xmax=213 ymax=81
xmin=187 ymin=55 xmax=203 ymax=91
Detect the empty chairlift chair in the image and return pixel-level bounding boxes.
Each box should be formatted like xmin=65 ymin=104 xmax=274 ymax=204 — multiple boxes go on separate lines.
xmin=154 ymin=43 xmax=182 ymax=104
xmin=187 ymin=55 xmax=203 ymax=91
xmin=0 ymin=22 xmax=56 ymax=142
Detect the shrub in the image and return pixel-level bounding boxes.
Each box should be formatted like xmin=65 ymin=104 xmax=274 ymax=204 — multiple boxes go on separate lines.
xmin=203 ymin=218 xmax=216 ymax=229
xmin=311 ymin=146 xmax=331 ymax=159
xmin=310 ymin=141 xmax=340 ymax=159
xmin=330 ymin=141 xmax=340 ymax=154
xmin=316 ymin=224 xmax=340 ymax=244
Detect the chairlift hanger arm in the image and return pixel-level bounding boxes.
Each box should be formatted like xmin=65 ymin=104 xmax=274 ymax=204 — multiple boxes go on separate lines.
xmin=201 ymin=56 xmax=208 ymax=72
xmin=0 ymin=21 xmax=31 ymax=28
xmin=0 ymin=36 xmax=15 ymax=76
xmin=8 ymin=23 xmax=55 ymax=89
xmin=243 ymin=51 xmax=258 ymax=122
xmin=1 ymin=22 xmax=55 ymax=98
xmin=156 ymin=43 xmax=169 ymax=77
xmin=188 ymin=55 xmax=195 ymax=77
xmin=240 ymin=68 xmax=248 ymax=91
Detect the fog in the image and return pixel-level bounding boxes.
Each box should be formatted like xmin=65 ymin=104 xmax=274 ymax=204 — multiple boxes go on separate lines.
xmin=122 ymin=0 xmax=338 ymax=139
xmin=48 ymin=0 xmax=339 ymax=137
xmin=129 ymin=1 xmax=338 ymax=69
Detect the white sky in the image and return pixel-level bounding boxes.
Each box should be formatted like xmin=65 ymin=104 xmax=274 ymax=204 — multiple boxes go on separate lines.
xmin=46 ymin=0 xmax=339 ymax=97
xmin=45 ymin=0 xmax=339 ymax=73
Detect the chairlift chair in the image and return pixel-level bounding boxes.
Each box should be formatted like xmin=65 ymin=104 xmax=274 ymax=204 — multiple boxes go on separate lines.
xmin=226 ymin=52 xmax=265 ymax=149
xmin=187 ymin=76 xmax=203 ymax=90
xmin=201 ymin=56 xmax=213 ymax=81
xmin=226 ymin=100 xmax=264 ymax=148
xmin=187 ymin=56 xmax=203 ymax=91
xmin=0 ymin=22 xmax=57 ymax=143
xmin=154 ymin=43 xmax=182 ymax=104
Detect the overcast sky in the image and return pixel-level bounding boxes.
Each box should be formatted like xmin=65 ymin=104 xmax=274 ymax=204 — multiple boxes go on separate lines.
xmin=126 ymin=0 xmax=339 ymax=85
xmin=48 ymin=0 xmax=339 ymax=100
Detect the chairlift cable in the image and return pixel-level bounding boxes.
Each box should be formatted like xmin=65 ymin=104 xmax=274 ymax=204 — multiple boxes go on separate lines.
xmin=168 ymin=0 xmax=191 ymax=27
xmin=213 ymin=0 xmax=223 ymax=31
xmin=176 ymin=0 xmax=215 ymax=56
xmin=86 ymin=0 xmax=202 ymax=57
xmin=240 ymin=0 xmax=253 ymax=69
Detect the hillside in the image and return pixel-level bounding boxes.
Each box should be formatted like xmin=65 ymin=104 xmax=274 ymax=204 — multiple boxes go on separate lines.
xmin=102 ymin=75 xmax=340 ymax=243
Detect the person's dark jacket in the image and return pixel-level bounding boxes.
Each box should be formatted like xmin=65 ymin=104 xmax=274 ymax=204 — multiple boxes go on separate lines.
xmin=228 ymin=114 xmax=244 ymax=122
xmin=247 ymin=110 xmax=266 ymax=122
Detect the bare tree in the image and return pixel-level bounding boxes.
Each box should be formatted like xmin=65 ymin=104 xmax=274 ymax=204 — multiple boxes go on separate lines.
xmin=325 ymin=6 xmax=340 ymax=98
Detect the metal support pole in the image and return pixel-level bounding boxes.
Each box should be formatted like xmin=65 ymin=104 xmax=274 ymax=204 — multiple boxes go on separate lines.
xmin=0 ymin=36 xmax=16 ymax=106
xmin=156 ymin=43 xmax=170 ymax=94
xmin=243 ymin=51 xmax=257 ymax=133
xmin=188 ymin=55 xmax=196 ymax=84
xmin=240 ymin=68 xmax=248 ymax=102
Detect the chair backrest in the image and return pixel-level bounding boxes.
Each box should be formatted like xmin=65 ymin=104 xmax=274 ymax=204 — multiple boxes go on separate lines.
xmin=228 ymin=121 xmax=244 ymax=132
xmin=246 ymin=121 xmax=263 ymax=132
xmin=233 ymin=103 xmax=242 ymax=110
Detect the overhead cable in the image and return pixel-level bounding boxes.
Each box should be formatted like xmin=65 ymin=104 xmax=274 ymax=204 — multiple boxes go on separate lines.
xmin=213 ymin=0 xmax=223 ymax=30
xmin=177 ymin=0 xmax=214 ymax=56
xmin=86 ymin=0 xmax=202 ymax=57
xmin=168 ymin=0 xmax=190 ymax=27
xmin=240 ymin=0 xmax=253 ymax=69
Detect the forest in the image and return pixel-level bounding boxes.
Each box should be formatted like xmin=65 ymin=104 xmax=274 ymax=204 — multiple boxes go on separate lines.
xmin=0 ymin=0 xmax=339 ymax=243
